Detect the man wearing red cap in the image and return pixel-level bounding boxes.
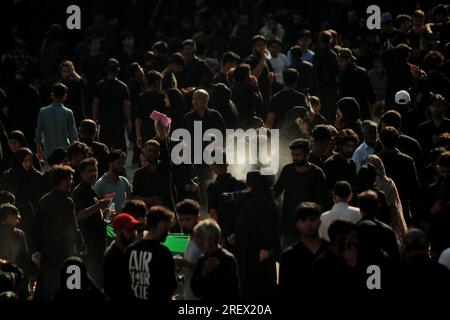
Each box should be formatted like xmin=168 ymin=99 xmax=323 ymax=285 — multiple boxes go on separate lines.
xmin=103 ymin=213 xmax=140 ymax=300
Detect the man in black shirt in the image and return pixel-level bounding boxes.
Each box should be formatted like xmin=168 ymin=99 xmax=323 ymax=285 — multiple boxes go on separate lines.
xmin=279 ymin=202 xmax=329 ymax=298
xmin=71 ymin=158 xmax=110 ymax=288
xmin=323 ymin=128 xmax=358 ymax=190
xmin=135 ymin=71 xmax=165 ymax=149
xmin=59 ymin=60 xmax=87 ymax=126
xmin=103 ymin=213 xmax=139 ymax=300
xmin=125 ymin=206 xmax=177 ymax=301
xmin=274 ymin=139 xmax=327 ymax=249
xmin=92 ymin=58 xmax=132 ymax=152
xmin=244 ymin=35 xmax=274 ymax=120
xmin=337 ymin=48 xmax=376 ymax=120
xmin=309 ymin=125 xmax=335 ymax=169
xmin=191 ymin=219 xmax=241 ymax=301
xmin=266 ymin=68 xmax=307 ymax=129
xmin=78 ymin=119 xmax=109 ymax=177
xmin=213 ymin=51 xmax=240 ymax=87
xmin=115 ymin=31 xmax=142 ymax=81
xmin=33 ymin=165 xmax=84 ymax=300
xmin=161 ymin=53 xmax=185 ymax=91
xmin=313 ymin=31 xmax=339 ymax=123
xmin=289 ymin=46 xmax=316 ymax=95
xmin=180 ymin=39 xmax=214 ymax=89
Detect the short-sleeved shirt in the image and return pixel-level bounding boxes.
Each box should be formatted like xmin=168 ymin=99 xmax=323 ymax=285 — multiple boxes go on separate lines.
xmin=94 ymin=78 xmax=130 ymax=129
xmin=268 ymin=89 xmax=307 ymax=129
xmin=93 ymin=173 xmax=132 ymax=212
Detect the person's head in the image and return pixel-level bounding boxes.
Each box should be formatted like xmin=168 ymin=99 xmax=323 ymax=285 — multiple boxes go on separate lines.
xmin=12 ymin=148 xmax=33 ymax=172
xmin=78 ymin=119 xmax=97 ymax=141
xmin=121 ymin=199 xmax=146 ymax=238
xmin=251 ymin=35 xmax=267 ymax=56
xmin=310 ymin=96 xmax=321 ymax=113
xmin=221 ymin=51 xmax=240 ymax=70
xmin=164 ymin=88 xmax=186 ymax=109
xmin=238 ymin=13 xmax=250 ymax=27
xmin=394 ymin=90 xmax=411 ymax=109
xmin=112 ymin=213 xmax=140 ymax=246
xmin=146 ymin=70 xmax=163 ymax=90
xmin=120 ymin=30 xmax=135 ymax=49
xmin=335 ymin=129 xmax=359 ymax=158
xmin=432 ymin=4 xmax=449 ymax=23
xmin=412 ymin=10 xmax=425 ymax=28
xmin=49 ymin=165 xmax=75 ymax=192
xmin=0 ymin=204 xmax=20 ymax=227
xmin=436 ymin=151 xmax=450 ymax=184
xmin=87 ymin=35 xmax=101 ymax=54
xmin=142 ymin=140 xmax=160 ymax=164
xmin=142 ymin=50 xmax=157 ymax=70
xmin=168 ymin=53 xmax=185 ymax=74
xmin=67 ymin=141 xmax=90 ymax=168
xmin=8 ymin=131 xmax=27 ymax=153
xmin=59 ymin=60 xmax=76 ymax=81
xmin=337 ymin=48 xmax=356 ymax=72
xmin=395 ymin=43 xmax=411 ymax=62
xmin=295 ymin=202 xmax=321 ymax=238
xmin=127 ymin=62 xmax=145 ymax=81
xmin=298 ymin=29 xmax=312 ymax=50
xmin=268 ymin=38 xmax=283 ymax=57
xmin=283 ymin=68 xmax=299 ymax=88
xmin=403 ymin=228 xmax=428 ymax=257
xmin=152 ymin=41 xmax=169 ymax=57
xmin=79 ymin=158 xmax=98 ymax=186
xmin=354 ymin=163 xmax=377 ymax=193
xmin=319 ymin=30 xmax=332 ymax=47
xmin=177 ymin=199 xmax=200 ymax=235
xmin=194 ymin=219 xmax=221 ymax=252
xmin=396 ymin=14 xmax=412 ymax=33
xmin=380 ymin=110 xmax=402 ymax=131
xmin=51 ymin=82 xmax=68 ymax=103
xmin=105 ymin=58 xmax=120 ymax=77
xmin=336 ymin=97 xmax=361 ymax=125
xmin=0 ymin=191 xmax=15 ymax=206
xmin=381 ymin=12 xmax=393 ymax=32
xmin=233 ymin=64 xmax=251 ymax=83
xmin=379 ymin=126 xmax=400 ymax=150
xmin=428 ymin=93 xmax=446 ymax=119
xmin=422 ymin=50 xmax=445 ymax=73
xmin=182 ymin=39 xmax=197 ymax=60
xmin=146 ymin=206 xmax=175 ymax=242
xmin=361 ymin=120 xmax=377 ymax=147
xmin=311 ymin=124 xmax=334 ymax=150
xmin=290 ymin=45 xmax=303 ymax=64
xmin=289 ymin=138 xmax=311 ymax=166
xmin=285 ymin=106 xmax=310 ymax=135
xmin=192 ymin=89 xmax=209 ymax=113
xmin=358 ymin=190 xmax=379 ymax=218
xmin=327 ymin=220 xmax=356 ymax=252
xmin=333 ymin=181 xmax=353 ymax=204
xmin=108 ymin=150 xmax=127 ymax=176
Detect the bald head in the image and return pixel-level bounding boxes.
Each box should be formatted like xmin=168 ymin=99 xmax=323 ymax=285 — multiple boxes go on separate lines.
xmin=192 ymin=89 xmax=209 ymax=113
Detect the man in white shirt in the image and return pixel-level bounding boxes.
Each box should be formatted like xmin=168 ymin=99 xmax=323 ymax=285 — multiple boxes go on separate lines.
xmin=319 ymin=181 xmax=361 ymax=241
xmin=174 ymin=199 xmax=202 ymax=300
xmin=352 ymin=120 xmax=378 ymax=172
xmin=267 ymin=38 xmax=288 ymax=86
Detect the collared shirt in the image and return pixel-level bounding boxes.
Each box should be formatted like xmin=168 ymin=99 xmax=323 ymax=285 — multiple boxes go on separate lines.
xmin=93 ymin=173 xmax=132 ymax=212
xmin=352 ymin=141 xmax=375 ymax=172
xmin=319 ymin=202 xmax=361 ymax=241
xmin=35 ymin=103 xmax=78 ymax=160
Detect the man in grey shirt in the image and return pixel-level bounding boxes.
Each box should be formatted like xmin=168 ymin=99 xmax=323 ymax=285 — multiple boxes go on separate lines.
xmin=35 ymin=82 xmax=78 ymax=161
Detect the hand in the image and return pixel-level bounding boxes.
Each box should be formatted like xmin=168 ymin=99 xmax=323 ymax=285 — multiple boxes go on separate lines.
xmin=31 ymin=252 xmax=41 ymax=268
xmin=248 ymin=75 xmax=259 ymax=88
xmin=268 ymin=72 xmax=275 ymax=84
xmin=411 ymin=64 xmax=421 ymax=78
xmin=259 ymin=249 xmax=270 ymax=262
xmin=430 ymin=199 xmax=450 ymax=214
xmin=202 ymin=257 xmax=220 ymax=276
xmin=136 ymin=137 xmax=143 ymax=149
xmin=97 ymin=198 xmax=111 ymax=211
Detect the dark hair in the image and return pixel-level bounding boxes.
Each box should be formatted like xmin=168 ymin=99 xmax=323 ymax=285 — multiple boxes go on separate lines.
xmin=121 ymin=199 xmax=147 ymax=220
xmin=295 ymin=202 xmax=321 ymax=221
xmin=404 ymin=228 xmax=428 ymax=252
xmin=79 ymin=119 xmax=97 ymax=137
xmin=379 ymin=126 xmax=400 ymax=149
xmin=146 ymin=70 xmax=163 ymax=87
xmin=395 ymin=43 xmax=411 ymax=61
xmin=251 ymin=35 xmax=266 ymax=48
xmin=289 ymin=138 xmax=311 ymax=153
xmin=165 ymin=88 xmax=187 ymax=110
xmin=312 ymin=125 xmax=333 ymax=141
xmin=108 ymin=149 xmax=127 ymax=163
xmin=182 ymin=39 xmax=196 ymax=49
xmin=335 ymin=129 xmax=359 ymax=147
xmin=267 ymin=37 xmax=283 ymax=47
xmin=432 ymin=4 xmax=448 ymax=17
xmin=333 ymin=180 xmax=352 ymax=199
xmin=354 ymin=163 xmax=377 ymax=192
xmin=233 ymin=64 xmax=251 ymax=82
xmin=437 ymin=151 xmax=450 ymax=168
xmin=0 ymin=191 xmax=15 ymax=206
xmin=430 ymin=147 xmax=447 ymax=164
xmin=422 ymin=50 xmax=445 ymax=71
xmin=106 ymin=58 xmax=120 ymax=75
xmin=8 ymin=130 xmax=27 ymax=148
xmin=381 ymin=110 xmax=401 ymax=130
xmin=290 ymin=45 xmax=303 ymax=60
xmin=169 ymin=52 xmax=185 ymax=66
xmin=67 ymin=141 xmax=90 ymax=159
xmin=143 ymin=139 xmax=160 ymax=149
xmin=52 ymin=82 xmax=68 ymax=99
xmin=319 ymin=31 xmax=332 ymax=44
xmin=142 ymin=50 xmax=156 ymax=63
xmin=358 ymin=190 xmax=379 ymax=216
xmin=146 ymin=206 xmax=175 ymax=229
xmin=176 ymin=199 xmax=200 ymax=217
xmin=222 ymin=51 xmax=240 ymax=65
xmin=412 ymin=10 xmax=425 ymax=18
xmin=49 ymin=165 xmax=75 ymax=187
xmin=47 ymin=148 xmax=67 ymax=166
xmin=283 ymin=68 xmax=299 ymax=87
xmin=152 ymin=41 xmax=169 ymax=54
xmin=428 ymin=92 xmax=445 ymax=106
xmin=396 ymin=14 xmax=412 ymax=26
xmin=328 ymin=220 xmax=355 ymax=243
xmin=79 ymin=157 xmax=98 ymax=172
xmin=120 ymin=30 xmax=134 ymax=42
xmin=337 ymin=97 xmax=362 ymax=125
xmin=0 ymin=204 xmax=19 ymax=224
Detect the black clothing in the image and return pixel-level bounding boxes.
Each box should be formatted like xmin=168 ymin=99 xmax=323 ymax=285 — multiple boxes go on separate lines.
xmin=80 ymin=139 xmax=110 ymax=177
xmin=231 ymin=83 xmax=264 ymax=120
xmin=323 ymin=153 xmax=356 ymax=189
xmin=61 ymin=78 xmax=87 ymax=125
xmin=268 ymin=89 xmax=307 ymax=129
xmin=290 ymin=60 xmax=316 ymax=95
xmin=180 ymin=56 xmax=214 ymax=88
xmin=136 ymin=90 xmax=165 ymax=143
xmin=103 ymin=241 xmax=129 ymax=300
xmin=418 ymin=118 xmax=450 ymax=160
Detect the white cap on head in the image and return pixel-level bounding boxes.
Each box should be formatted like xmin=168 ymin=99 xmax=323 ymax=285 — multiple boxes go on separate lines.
xmin=395 ymin=90 xmax=411 ymax=105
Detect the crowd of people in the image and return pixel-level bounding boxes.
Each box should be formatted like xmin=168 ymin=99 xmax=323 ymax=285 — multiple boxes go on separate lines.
xmin=1 ymin=0 xmax=450 ymax=301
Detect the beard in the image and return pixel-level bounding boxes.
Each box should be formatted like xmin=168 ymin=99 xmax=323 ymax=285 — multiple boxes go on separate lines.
xmin=113 ymin=167 xmax=125 ymax=176
xmin=294 ymin=159 xmax=307 ymax=167
xmin=120 ymin=234 xmax=135 ymax=246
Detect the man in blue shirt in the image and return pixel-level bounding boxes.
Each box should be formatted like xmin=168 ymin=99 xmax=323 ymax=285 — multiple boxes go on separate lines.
xmin=352 ymin=120 xmax=378 ymax=172
xmin=35 ymin=82 xmax=78 ymax=161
